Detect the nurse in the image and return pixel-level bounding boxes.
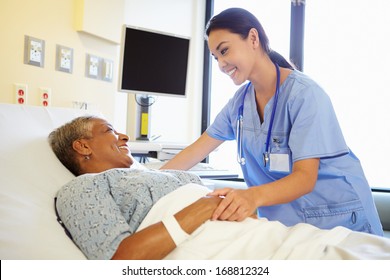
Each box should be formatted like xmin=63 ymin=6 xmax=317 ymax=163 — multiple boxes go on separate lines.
xmin=162 ymin=7 xmax=383 ymax=236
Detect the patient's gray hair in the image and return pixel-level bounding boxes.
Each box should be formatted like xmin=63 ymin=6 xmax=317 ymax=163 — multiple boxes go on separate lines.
xmin=48 ymin=116 xmax=96 ymax=176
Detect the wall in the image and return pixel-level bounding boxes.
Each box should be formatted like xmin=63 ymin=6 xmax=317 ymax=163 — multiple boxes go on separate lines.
xmin=0 ymin=0 xmax=205 ymax=141
xmin=0 ymin=0 xmax=128 ymax=130
xmin=124 ymin=0 xmax=205 ymax=143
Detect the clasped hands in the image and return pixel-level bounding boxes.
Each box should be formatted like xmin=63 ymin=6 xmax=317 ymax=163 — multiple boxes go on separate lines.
xmin=206 ymin=188 xmax=258 ymax=222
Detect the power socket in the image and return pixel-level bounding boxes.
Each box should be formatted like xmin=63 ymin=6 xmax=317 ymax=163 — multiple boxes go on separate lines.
xmin=14 ymin=83 xmax=28 ymax=105
xmin=85 ymin=54 xmax=100 ymax=79
xmin=56 ymin=45 xmax=73 ymax=73
xmin=39 ymin=87 xmax=51 ymax=106
xmin=24 ymin=36 xmax=45 ymax=67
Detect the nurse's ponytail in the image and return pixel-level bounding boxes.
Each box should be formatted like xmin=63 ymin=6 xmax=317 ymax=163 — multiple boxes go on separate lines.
xmin=269 ymin=50 xmax=295 ymax=70
xmin=205 ymin=7 xmax=295 ymax=70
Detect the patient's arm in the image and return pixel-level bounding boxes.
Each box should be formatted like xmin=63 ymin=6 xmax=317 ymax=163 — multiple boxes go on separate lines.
xmin=111 ymin=196 xmax=222 ymax=260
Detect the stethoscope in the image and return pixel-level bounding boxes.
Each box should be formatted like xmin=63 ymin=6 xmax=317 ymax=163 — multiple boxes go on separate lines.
xmin=236 ymin=62 xmax=281 ymax=166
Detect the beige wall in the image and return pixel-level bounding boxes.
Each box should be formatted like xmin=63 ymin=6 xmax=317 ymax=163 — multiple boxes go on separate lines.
xmin=0 ymin=0 xmax=128 ymax=130
xmin=0 ymin=0 xmax=205 ymax=141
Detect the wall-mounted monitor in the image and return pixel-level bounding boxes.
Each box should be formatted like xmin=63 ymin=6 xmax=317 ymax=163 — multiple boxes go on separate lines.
xmin=118 ymin=25 xmax=190 ymax=98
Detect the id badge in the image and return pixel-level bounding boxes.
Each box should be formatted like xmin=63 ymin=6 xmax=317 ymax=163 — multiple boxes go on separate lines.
xmin=269 ymin=153 xmax=291 ymax=173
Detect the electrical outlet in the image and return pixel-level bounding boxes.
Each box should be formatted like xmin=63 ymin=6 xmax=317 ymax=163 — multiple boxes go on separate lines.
xmin=14 ymin=83 xmax=28 ymax=105
xmin=24 ymin=35 xmax=45 ymax=67
xmin=56 ymin=45 xmax=73 ymax=73
xmin=39 ymin=87 xmax=51 ymax=107
xmin=102 ymin=59 xmax=113 ymax=82
xmin=85 ymin=54 xmax=100 ymax=79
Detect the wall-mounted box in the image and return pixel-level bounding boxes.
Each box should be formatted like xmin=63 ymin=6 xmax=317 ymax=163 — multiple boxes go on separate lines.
xmin=56 ymin=45 xmax=73 ymax=73
xmin=85 ymin=54 xmax=100 ymax=79
xmin=102 ymin=58 xmax=113 ymax=82
xmin=24 ymin=35 xmax=45 ymax=67
xmin=74 ymin=0 xmax=125 ymax=44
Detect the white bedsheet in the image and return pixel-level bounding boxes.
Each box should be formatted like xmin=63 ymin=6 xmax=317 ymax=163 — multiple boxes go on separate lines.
xmin=139 ymin=184 xmax=390 ymax=260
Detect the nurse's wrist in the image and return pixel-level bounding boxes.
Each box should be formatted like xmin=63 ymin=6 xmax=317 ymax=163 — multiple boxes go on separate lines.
xmin=250 ymin=185 xmax=267 ymax=207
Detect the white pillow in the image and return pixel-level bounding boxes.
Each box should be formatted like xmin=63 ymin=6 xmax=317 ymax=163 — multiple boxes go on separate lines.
xmin=0 ymin=103 xmax=100 ymax=259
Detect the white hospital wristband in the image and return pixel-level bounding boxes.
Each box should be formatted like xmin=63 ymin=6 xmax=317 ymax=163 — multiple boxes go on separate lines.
xmin=161 ymin=215 xmax=189 ymax=246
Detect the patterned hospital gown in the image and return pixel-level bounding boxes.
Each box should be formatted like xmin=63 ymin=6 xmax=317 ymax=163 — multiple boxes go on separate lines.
xmin=55 ymin=168 xmax=202 ymax=259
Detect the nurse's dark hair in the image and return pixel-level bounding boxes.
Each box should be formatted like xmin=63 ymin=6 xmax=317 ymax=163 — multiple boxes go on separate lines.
xmin=205 ymin=8 xmax=294 ymax=70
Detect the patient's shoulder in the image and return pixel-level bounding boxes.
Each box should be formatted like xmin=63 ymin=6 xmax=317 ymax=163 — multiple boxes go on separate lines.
xmin=56 ymin=171 xmax=113 ymax=198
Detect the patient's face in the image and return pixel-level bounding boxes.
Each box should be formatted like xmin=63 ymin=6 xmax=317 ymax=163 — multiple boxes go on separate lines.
xmin=87 ymin=118 xmax=133 ymax=169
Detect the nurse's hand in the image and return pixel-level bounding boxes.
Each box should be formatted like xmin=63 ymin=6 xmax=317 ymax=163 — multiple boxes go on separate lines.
xmin=207 ymin=188 xmax=258 ymax=222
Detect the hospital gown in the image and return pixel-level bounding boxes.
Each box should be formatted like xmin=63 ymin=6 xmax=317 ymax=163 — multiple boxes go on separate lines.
xmin=55 ymin=168 xmax=202 ymax=260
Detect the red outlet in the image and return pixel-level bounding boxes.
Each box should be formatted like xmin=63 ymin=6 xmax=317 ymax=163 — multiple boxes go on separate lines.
xmin=39 ymin=87 xmax=51 ymax=106
xmin=14 ymin=84 xmax=28 ymax=105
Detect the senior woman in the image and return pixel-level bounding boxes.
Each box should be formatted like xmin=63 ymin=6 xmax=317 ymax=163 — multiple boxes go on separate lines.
xmin=49 ymin=116 xmax=222 ymax=260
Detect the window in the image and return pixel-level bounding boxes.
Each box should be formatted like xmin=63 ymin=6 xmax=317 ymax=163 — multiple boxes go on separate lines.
xmin=304 ymin=0 xmax=390 ymax=188
xmin=208 ymin=0 xmax=291 ymax=177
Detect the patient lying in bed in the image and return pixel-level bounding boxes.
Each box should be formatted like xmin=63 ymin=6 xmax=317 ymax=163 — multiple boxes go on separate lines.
xmin=50 ymin=115 xmax=390 ymax=260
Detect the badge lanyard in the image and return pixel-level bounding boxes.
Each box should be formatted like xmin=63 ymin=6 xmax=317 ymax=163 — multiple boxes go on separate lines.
xmin=236 ymin=62 xmax=281 ymax=166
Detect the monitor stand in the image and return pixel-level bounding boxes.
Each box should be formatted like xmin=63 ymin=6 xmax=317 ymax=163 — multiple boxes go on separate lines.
xmin=135 ymin=95 xmax=153 ymax=141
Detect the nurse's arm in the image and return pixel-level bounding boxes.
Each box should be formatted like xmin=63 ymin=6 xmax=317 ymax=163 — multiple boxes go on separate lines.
xmin=254 ymin=158 xmax=320 ymax=206
xmin=210 ymin=158 xmax=319 ymax=221
xmin=160 ymin=132 xmax=223 ymax=170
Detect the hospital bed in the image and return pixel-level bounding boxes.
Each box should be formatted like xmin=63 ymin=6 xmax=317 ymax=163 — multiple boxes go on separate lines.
xmin=0 ymin=103 xmax=389 ymax=260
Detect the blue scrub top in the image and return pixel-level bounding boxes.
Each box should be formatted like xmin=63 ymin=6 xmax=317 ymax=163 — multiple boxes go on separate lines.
xmin=207 ymin=70 xmax=383 ymax=236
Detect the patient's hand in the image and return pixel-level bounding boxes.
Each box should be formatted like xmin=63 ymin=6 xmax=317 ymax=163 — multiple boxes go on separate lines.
xmin=207 ymin=188 xmax=258 ymax=222
xmin=249 ymin=213 xmax=258 ymax=219
xmin=113 ymin=195 xmax=222 ymax=260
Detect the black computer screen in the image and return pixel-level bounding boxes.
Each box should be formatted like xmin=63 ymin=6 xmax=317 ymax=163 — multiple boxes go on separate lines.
xmin=119 ymin=25 xmax=190 ymax=97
